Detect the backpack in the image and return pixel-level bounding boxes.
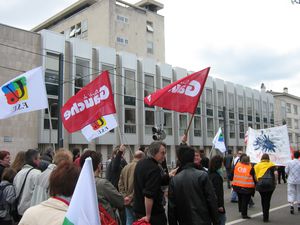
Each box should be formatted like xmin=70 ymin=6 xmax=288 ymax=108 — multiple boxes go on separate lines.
xmin=98 ymin=203 xmax=117 ymax=225
xmin=0 ymin=183 xmax=12 ymax=219
xmin=256 ymin=168 xmax=276 ymax=192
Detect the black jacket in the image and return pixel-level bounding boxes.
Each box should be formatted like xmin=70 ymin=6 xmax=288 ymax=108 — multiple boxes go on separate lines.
xmin=168 ymin=163 xmax=219 ymax=225
xmin=208 ymin=171 xmax=225 ymax=213
xmin=107 ymin=151 xmax=127 ymax=189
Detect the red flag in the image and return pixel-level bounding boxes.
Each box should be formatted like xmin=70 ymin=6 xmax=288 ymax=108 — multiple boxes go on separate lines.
xmin=144 ymin=67 xmax=210 ymax=114
xmin=61 ymin=71 xmax=116 ymax=133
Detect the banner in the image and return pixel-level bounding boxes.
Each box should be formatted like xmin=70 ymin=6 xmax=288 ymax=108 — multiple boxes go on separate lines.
xmin=144 ymin=67 xmax=210 ymax=114
xmin=212 ymin=127 xmax=226 ymax=153
xmin=246 ymin=125 xmax=291 ymax=165
xmin=63 ymin=157 xmax=100 ymax=225
xmin=61 ymin=71 xmax=116 ymax=133
xmin=0 ymin=66 xmax=48 ymax=119
xmin=81 ymin=114 xmax=118 ymax=142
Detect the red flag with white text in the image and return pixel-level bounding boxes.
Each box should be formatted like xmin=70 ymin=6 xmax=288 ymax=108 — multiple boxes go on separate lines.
xmin=144 ymin=67 xmax=210 ymax=114
xmin=61 ymin=71 xmax=116 ymax=133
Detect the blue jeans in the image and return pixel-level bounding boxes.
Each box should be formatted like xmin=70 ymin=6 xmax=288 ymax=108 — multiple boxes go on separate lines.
xmin=219 ymin=213 xmax=226 ymax=225
xmin=125 ymin=206 xmax=135 ymax=225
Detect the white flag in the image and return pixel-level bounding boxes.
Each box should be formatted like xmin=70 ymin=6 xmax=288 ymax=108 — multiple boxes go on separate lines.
xmin=63 ymin=157 xmax=100 ymax=225
xmin=212 ymin=127 xmax=226 ymax=153
xmin=246 ymin=125 xmax=291 ymax=165
xmin=81 ymin=114 xmax=118 ymax=142
xmin=0 ymin=67 xmax=48 ymax=119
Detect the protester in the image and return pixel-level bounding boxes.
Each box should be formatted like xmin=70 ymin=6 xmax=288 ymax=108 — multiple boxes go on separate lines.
xmin=194 ymin=149 xmax=207 ymax=172
xmin=13 ymin=149 xmax=41 ymax=217
xmin=254 ymin=153 xmax=276 ymax=222
xmin=209 ymin=155 xmax=226 ymax=225
xmin=285 ymin=150 xmax=300 ymax=214
xmin=30 ymin=149 xmax=73 ymax=206
xmin=106 ymin=145 xmax=127 ymax=189
xmin=230 ymin=150 xmax=245 ymax=203
xmin=199 ymin=149 xmax=209 ymax=169
xmin=232 ymin=155 xmax=255 ymax=219
xmin=11 ymin=151 xmax=26 ymax=173
xmin=18 ymin=161 xmax=80 ymax=225
xmin=79 ymin=150 xmax=124 ymax=221
xmin=168 ymin=145 xmax=219 ymax=225
xmin=0 ymin=168 xmax=17 ymax=225
xmin=0 ymin=151 xmax=11 ymax=181
xmin=277 ymin=165 xmax=287 ymax=184
xmin=224 ymin=149 xmax=234 ymax=189
xmin=118 ymin=150 xmax=145 ymax=225
xmin=133 ymin=141 xmax=168 ymax=225
xmin=72 ymin=148 xmax=80 ymax=162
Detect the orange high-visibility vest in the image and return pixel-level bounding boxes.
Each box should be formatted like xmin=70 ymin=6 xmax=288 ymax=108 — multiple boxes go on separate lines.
xmin=232 ymin=162 xmax=255 ymax=188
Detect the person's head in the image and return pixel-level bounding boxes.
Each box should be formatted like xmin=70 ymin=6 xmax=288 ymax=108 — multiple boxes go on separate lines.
xmin=43 ymin=147 xmax=54 ymax=159
xmin=294 ymin=150 xmax=300 ymax=159
xmin=194 ymin=149 xmax=201 ymax=165
xmin=241 ymin=155 xmax=250 ymax=164
xmin=1 ymin=168 xmax=16 ymax=183
xmin=79 ymin=150 xmax=102 ymax=173
xmin=11 ymin=151 xmax=26 ymax=172
xmin=72 ymin=148 xmax=80 ymax=161
xmin=53 ymin=149 xmax=73 ymax=165
xmin=134 ymin=150 xmax=145 ymax=160
xmin=240 ymin=153 xmax=247 ymax=162
xmin=261 ymin=153 xmax=270 ymax=161
xmin=237 ymin=150 xmax=243 ymax=157
xmin=147 ymin=141 xmax=166 ymax=163
xmin=209 ymin=155 xmax=223 ymax=172
xmin=177 ymin=146 xmax=195 ymax=167
xmin=227 ymin=149 xmax=232 ymax=155
xmin=25 ymin=149 xmax=40 ymax=168
xmin=49 ymin=161 xmax=80 ymax=197
xmin=0 ymin=150 xmax=11 ymax=167
xmin=139 ymin=145 xmax=146 ymax=152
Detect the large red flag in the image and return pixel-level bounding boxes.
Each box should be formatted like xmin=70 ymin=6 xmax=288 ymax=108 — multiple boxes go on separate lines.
xmin=61 ymin=71 xmax=116 ymax=133
xmin=144 ymin=67 xmax=210 ymax=114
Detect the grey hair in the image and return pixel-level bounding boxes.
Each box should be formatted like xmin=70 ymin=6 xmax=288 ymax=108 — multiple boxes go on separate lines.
xmin=147 ymin=141 xmax=166 ymax=158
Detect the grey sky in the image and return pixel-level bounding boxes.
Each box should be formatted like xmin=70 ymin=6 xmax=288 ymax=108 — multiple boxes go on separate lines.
xmin=1 ymin=0 xmax=300 ymax=95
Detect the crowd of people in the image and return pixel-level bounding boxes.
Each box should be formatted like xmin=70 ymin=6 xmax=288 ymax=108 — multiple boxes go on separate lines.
xmin=0 ymin=137 xmax=299 ymax=225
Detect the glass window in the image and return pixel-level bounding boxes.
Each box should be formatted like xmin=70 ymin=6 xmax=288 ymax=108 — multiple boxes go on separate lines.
xmin=295 ymin=119 xmax=299 ymax=129
xmin=144 ymin=74 xmax=154 ymax=97
xmin=102 ymin=64 xmax=115 ymax=93
xmin=164 ymin=112 xmax=172 ymax=135
xmin=162 ymin=78 xmax=171 ymax=87
xmin=230 ymin=121 xmax=235 ymax=138
xmin=179 ymin=114 xmax=187 ymax=136
xmin=194 ymin=116 xmax=201 ymax=137
xmin=218 ymin=91 xmax=224 ymax=109
xmin=145 ymin=110 xmax=155 ymax=134
xmin=228 ymin=93 xmax=234 ymax=112
xmin=294 ymin=105 xmax=298 ymax=115
xmin=247 ymin=97 xmax=252 ymax=115
xmin=75 ymin=58 xmax=90 ymax=94
xmin=287 ymin=118 xmax=292 ymax=128
xmin=206 ymin=89 xmax=212 ymax=108
xmin=124 ymin=70 xmax=135 ymax=96
xmin=147 ymin=41 xmax=154 ymax=54
xmin=146 ymin=21 xmax=154 ymax=32
xmin=124 ymin=108 xmax=136 ymax=133
xmin=286 ymin=103 xmax=291 ymax=113
xmin=207 ymin=118 xmax=214 ymax=137
xmin=239 ymin=122 xmax=245 ymax=139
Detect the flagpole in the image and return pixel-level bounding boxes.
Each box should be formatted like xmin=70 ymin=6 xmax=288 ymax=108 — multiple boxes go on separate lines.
xmin=185 ymin=113 xmax=195 ymax=136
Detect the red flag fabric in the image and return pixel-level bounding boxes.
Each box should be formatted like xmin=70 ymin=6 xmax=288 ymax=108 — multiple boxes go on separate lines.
xmin=61 ymin=71 xmax=116 ymax=133
xmin=144 ymin=67 xmax=210 ymax=114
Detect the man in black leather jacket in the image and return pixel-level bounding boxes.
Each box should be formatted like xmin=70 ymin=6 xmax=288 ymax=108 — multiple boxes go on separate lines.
xmin=168 ymin=145 xmax=220 ymax=225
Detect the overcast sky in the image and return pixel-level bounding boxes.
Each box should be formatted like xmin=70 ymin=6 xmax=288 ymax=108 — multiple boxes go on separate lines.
xmin=1 ymin=0 xmax=300 ymax=96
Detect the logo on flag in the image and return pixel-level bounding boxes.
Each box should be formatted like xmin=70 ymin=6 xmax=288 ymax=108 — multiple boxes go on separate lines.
xmin=81 ymin=114 xmax=118 ymax=142
xmin=212 ymin=127 xmax=227 ymax=153
xmin=144 ymin=67 xmax=210 ymax=114
xmin=0 ymin=67 xmax=48 ymax=119
xmin=61 ymin=71 xmax=116 ymax=133
xmin=246 ymin=125 xmax=291 ymax=165
xmin=2 ymin=77 xmax=28 ymax=104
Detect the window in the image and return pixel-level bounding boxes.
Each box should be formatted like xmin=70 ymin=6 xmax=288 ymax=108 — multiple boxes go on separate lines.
xmin=116 ymin=36 xmax=128 ymax=45
xmin=145 ymin=110 xmax=155 ymax=134
xmin=124 ymin=70 xmax=136 ymax=106
xmin=179 ymin=114 xmax=187 ymax=136
xmin=295 ymin=119 xmax=299 ymax=129
xmin=294 ymin=105 xmax=298 ymax=115
xmin=247 ymin=97 xmax=253 ymax=116
xmin=238 ymin=95 xmax=244 ymax=121
xmin=230 ymin=121 xmax=235 ymax=138
xmin=147 ymin=41 xmax=154 ymax=54
xmin=288 ymin=133 xmax=293 ymax=142
xmin=239 ymin=122 xmax=244 ymax=139
xmin=194 ymin=116 xmax=201 ymax=137
xmin=117 ymin=15 xmax=128 ymax=23
xmin=144 ymin=74 xmax=154 ymax=97
xmin=81 ymin=20 xmax=88 ymax=39
xmin=162 ymin=78 xmax=171 ymax=87
xmin=44 ymin=52 xmax=59 ymax=130
xmin=75 ymin=58 xmax=90 ymax=94
xmin=207 ymin=118 xmax=214 ymax=137
xmin=286 ymin=103 xmax=291 ymax=113
xmin=228 ymin=93 xmax=234 ymax=119
xmin=164 ymin=112 xmax=172 ymax=135
xmin=146 ymin=21 xmax=154 ymax=32
xmin=218 ymin=91 xmax=224 ymax=109
xmin=124 ymin=108 xmax=136 ymax=133
xmin=206 ymin=89 xmax=213 ymax=108
xmin=102 ymin=64 xmax=115 ymax=93
xmin=287 ymin=118 xmax=292 ymax=128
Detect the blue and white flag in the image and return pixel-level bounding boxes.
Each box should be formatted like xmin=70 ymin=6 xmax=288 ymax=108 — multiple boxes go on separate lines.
xmin=212 ymin=127 xmax=226 ymax=153
xmin=246 ymin=125 xmax=291 ymax=165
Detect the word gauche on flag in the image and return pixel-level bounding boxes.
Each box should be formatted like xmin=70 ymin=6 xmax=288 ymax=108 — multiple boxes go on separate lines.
xmin=81 ymin=114 xmax=118 ymax=142
xmin=144 ymin=67 xmax=210 ymax=114
xmin=0 ymin=66 xmax=48 ymax=119
xmin=212 ymin=127 xmax=227 ymax=153
xmin=61 ymin=71 xmax=116 ymax=133
xmin=63 ymin=157 xmax=100 ymax=225
xmin=246 ymin=125 xmax=291 ymax=165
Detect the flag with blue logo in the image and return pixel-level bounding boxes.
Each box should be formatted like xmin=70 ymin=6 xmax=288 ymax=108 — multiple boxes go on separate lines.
xmin=212 ymin=127 xmax=226 ymax=153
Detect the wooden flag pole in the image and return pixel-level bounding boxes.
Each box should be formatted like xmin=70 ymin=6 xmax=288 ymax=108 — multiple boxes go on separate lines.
xmin=185 ymin=113 xmax=195 ymax=136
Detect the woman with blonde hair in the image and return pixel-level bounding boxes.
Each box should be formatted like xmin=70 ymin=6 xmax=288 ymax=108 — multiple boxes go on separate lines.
xmin=254 ymin=153 xmax=276 ymax=222
xmin=11 ymin=151 xmax=26 ymax=173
